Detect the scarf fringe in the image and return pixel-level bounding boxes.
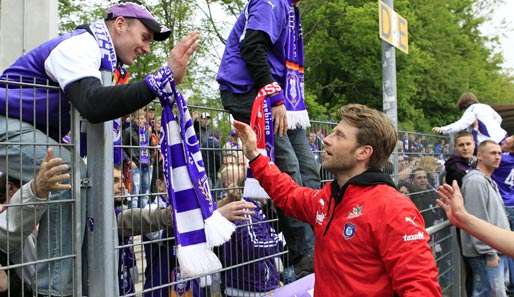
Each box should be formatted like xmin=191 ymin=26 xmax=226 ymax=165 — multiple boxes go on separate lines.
xmin=287 ymin=110 xmax=311 ymax=130
xmin=204 ymin=210 xmax=236 ymax=248
xmin=177 ymin=243 xmax=222 ymax=278
xmin=243 ymin=148 xmax=270 ymax=199
xmin=243 ymin=177 xmax=270 ymax=199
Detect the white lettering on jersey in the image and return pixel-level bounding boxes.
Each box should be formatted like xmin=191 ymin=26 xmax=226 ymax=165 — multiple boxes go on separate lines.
xmin=403 ymin=232 xmax=425 ymax=242
xmin=505 ymin=168 xmax=514 ymax=187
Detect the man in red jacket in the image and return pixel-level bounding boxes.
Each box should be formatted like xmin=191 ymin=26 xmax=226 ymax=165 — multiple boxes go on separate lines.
xmin=233 ymin=104 xmax=442 ymax=296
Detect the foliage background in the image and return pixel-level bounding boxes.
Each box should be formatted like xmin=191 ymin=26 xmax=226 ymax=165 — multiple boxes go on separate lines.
xmin=58 ymin=0 xmax=514 ymax=131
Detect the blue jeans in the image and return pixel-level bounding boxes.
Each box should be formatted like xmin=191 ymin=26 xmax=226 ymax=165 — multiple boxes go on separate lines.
xmin=221 ymin=90 xmax=320 ymax=267
xmin=0 ymin=116 xmax=85 ymax=296
xmin=465 ymin=255 xmax=508 ymax=297
xmin=130 ymin=165 xmax=150 ymax=208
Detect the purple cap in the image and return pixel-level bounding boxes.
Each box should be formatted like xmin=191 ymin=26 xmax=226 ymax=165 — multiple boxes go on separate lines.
xmin=106 ymin=2 xmax=171 ymax=41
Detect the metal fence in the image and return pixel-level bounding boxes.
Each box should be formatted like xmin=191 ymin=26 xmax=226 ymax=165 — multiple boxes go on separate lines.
xmin=0 ymin=77 xmax=83 ymax=296
xmin=0 ymin=78 xmax=463 ymax=296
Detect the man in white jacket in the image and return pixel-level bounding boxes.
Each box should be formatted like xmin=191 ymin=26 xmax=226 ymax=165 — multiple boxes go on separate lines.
xmin=432 ymin=92 xmax=508 ymax=146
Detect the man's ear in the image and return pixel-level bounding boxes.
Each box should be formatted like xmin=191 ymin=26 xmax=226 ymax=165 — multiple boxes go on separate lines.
xmin=113 ymin=16 xmax=128 ymax=34
xmin=356 ymin=145 xmax=373 ymax=162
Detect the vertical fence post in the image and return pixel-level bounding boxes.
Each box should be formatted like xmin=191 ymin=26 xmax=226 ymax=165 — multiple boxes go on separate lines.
xmin=450 ymin=226 xmax=462 ymax=297
xmin=86 ymin=71 xmax=117 ymax=296
xmin=72 ymin=109 xmax=83 ymax=296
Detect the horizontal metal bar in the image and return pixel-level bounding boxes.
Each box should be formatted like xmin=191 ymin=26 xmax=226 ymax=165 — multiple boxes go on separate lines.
xmin=427 ymin=220 xmax=451 ymax=235
xmin=0 ymin=254 xmax=75 ymax=270
xmin=0 ymin=79 xmax=61 ymax=89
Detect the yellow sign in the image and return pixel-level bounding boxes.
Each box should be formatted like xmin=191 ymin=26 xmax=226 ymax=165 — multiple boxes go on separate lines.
xmin=379 ymin=0 xmax=408 ymax=54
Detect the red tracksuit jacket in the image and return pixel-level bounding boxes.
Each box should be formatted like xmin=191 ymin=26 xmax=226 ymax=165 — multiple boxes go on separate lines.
xmin=251 ymin=155 xmax=442 ymax=297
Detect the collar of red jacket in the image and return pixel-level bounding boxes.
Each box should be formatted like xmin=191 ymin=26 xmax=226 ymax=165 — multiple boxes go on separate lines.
xmin=331 ymin=169 xmax=396 ymax=205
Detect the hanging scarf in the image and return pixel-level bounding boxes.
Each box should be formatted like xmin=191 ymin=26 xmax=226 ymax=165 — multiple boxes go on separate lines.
xmin=77 ymin=21 xmax=125 ymax=164
xmin=284 ymin=0 xmax=310 ymax=130
xmin=114 ymin=207 xmax=136 ymax=296
xmin=145 ymin=66 xmax=235 ymax=278
xmin=139 ymin=126 xmax=151 ymax=165
xmin=242 ymin=83 xmax=278 ymax=199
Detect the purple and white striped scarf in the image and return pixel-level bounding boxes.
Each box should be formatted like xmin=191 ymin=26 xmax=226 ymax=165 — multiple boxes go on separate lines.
xmin=284 ymin=0 xmax=310 ymax=129
xmin=145 ymin=66 xmax=235 ymax=278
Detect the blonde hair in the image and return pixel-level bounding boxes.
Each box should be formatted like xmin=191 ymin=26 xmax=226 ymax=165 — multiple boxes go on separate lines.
xmin=219 ymin=164 xmax=245 ymax=187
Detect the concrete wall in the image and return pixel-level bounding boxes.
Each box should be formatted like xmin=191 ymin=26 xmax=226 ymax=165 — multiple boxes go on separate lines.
xmin=0 ymin=0 xmax=58 ymax=71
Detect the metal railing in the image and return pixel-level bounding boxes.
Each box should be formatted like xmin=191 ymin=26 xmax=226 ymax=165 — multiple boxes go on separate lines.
xmin=0 ymin=78 xmax=463 ymax=296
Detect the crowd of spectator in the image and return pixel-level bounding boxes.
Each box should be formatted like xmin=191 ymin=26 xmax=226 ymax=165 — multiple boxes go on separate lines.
xmin=1 ymin=0 xmax=511 ymax=295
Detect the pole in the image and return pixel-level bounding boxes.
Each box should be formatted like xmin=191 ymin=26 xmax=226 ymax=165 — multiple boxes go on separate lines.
xmin=381 ymin=0 xmax=399 ymax=181
xmin=86 ymin=71 xmax=118 ymax=296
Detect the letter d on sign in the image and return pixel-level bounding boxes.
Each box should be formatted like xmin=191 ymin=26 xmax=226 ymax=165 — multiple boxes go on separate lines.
xmin=379 ymin=1 xmax=392 ymax=44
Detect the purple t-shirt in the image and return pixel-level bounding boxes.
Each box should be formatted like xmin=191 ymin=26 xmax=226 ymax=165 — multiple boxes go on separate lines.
xmin=0 ymin=28 xmax=104 ymax=141
xmin=216 ymin=0 xmax=290 ymax=94
xmin=493 ymin=153 xmax=514 ymax=206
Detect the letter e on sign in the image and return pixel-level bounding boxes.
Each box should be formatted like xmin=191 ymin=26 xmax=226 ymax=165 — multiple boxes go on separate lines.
xmin=379 ymin=0 xmax=408 ymax=54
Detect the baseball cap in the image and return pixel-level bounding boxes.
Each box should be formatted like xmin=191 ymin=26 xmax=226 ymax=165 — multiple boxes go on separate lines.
xmin=106 ymin=2 xmax=171 ymax=41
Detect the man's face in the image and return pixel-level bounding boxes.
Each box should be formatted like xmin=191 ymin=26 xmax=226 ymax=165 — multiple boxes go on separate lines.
xmin=413 ymin=170 xmax=429 ymax=189
xmin=455 ymin=136 xmax=475 ymax=159
xmin=478 ymin=143 xmax=502 ymax=170
xmin=200 ymin=117 xmax=210 ymax=128
xmin=501 ymin=135 xmax=514 ymax=153
xmin=112 ymin=18 xmax=153 ymax=65
xmin=308 ymin=133 xmax=317 ymax=144
xmin=146 ymin=110 xmax=155 ymax=122
xmin=154 ymin=117 xmax=162 ymax=133
xmin=137 ymin=115 xmax=146 ymax=128
xmin=322 ymin=121 xmax=361 ymax=174
xmin=113 ymin=168 xmax=125 ymax=202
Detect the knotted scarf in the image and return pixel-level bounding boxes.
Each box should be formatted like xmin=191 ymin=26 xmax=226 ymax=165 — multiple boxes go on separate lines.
xmin=145 ymin=66 xmax=235 ymax=278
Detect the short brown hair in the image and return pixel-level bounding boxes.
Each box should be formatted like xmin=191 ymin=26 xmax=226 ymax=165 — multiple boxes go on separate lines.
xmin=339 ymin=104 xmax=398 ymax=169
xmin=454 ymin=131 xmax=473 ymax=145
xmin=478 ymin=139 xmax=499 ymax=153
xmin=457 ymin=92 xmax=479 ymax=111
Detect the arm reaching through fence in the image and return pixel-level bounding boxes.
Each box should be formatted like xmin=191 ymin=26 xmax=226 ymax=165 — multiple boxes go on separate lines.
xmin=0 ymin=148 xmax=71 ymax=250
xmin=437 ymin=181 xmax=514 ymax=258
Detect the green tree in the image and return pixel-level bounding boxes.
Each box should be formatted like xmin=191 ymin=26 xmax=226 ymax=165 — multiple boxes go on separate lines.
xmin=301 ymin=0 xmax=514 ymax=131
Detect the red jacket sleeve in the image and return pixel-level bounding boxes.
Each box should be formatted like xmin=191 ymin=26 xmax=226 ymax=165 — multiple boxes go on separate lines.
xmin=376 ymin=198 xmax=442 ymax=297
xmin=250 ymin=155 xmax=319 ymax=225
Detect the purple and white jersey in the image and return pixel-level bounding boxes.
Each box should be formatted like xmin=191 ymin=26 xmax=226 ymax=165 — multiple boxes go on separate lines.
xmin=216 ymin=0 xmax=290 ymax=94
xmin=222 ymin=199 xmax=281 ymax=293
xmin=0 ymin=26 xmax=107 ymax=141
xmin=493 ymin=153 xmax=514 ymax=206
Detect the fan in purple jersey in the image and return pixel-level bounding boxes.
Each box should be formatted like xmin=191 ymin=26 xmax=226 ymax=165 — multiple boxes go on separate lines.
xmin=0 ymin=2 xmax=198 ymax=295
xmin=216 ymin=0 xmax=320 ymax=279
xmin=216 ymin=164 xmax=283 ymax=296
